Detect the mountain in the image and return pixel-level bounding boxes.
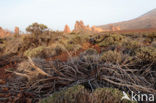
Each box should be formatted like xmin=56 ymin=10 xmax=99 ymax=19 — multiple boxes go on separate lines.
xmin=98 ymin=8 xmax=156 ymax=31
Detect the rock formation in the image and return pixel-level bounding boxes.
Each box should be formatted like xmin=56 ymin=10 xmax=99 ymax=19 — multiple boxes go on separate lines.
xmin=91 ymin=26 xmax=103 ymax=32
xmin=73 ymin=20 xmax=91 ymax=32
xmin=0 ymin=27 xmax=12 ymax=38
xmin=14 ymin=26 xmax=19 ymax=35
xmin=0 ymin=27 xmax=6 ymax=38
xmin=64 ymin=20 xmax=104 ymax=33
xmin=64 ymin=24 xmax=71 ymax=33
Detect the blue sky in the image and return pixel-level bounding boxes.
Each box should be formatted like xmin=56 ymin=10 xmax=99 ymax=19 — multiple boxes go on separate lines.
xmin=0 ymin=0 xmax=156 ymax=31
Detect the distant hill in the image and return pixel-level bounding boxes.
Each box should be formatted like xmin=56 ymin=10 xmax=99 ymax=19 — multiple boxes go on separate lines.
xmin=98 ymin=8 xmax=156 ymax=31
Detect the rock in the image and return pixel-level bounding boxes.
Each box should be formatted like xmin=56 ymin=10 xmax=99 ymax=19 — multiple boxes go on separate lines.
xmin=73 ymin=20 xmax=103 ymax=33
xmin=73 ymin=20 xmax=91 ymax=32
xmin=0 ymin=27 xmax=12 ymax=38
xmin=109 ymin=25 xmax=121 ymax=31
xmin=14 ymin=26 xmax=19 ymax=35
xmin=0 ymin=27 xmax=5 ymax=38
xmin=64 ymin=24 xmax=71 ymax=33
xmin=91 ymin=26 xmax=103 ymax=32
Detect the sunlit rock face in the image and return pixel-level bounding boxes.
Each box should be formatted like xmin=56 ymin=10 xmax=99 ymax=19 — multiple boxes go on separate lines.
xmin=73 ymin=20 xmax=91 ymax=32
xmin=14 ymin=26 xmax=20 ymax=35
xmin=65 ymin=20 xmax=104 ymax=33
xmin=0 ymin=27 xmax=13 ymax=38
xmin=91 ymin=26 xmax=103 ymax=32
xmin=64 ymin=24 xmax=71 ymax=33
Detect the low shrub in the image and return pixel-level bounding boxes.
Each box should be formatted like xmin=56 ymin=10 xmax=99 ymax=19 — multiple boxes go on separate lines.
xmin=24 ymin=46 xmax=46 ymax=57
xmin=39 ymin=85 xmax=89 ymax=103
xmin=40 ymin=85 xmax=133 ymax=103
xmin=100 ymin=50 xmax=122 ymax=64
xmin=135 ymin=46 xmax=156 ymax=63
xmin=98 ymin=34 xmax=124 ymax=47
xmin=122 ymin=40 xmax=142 ymax=55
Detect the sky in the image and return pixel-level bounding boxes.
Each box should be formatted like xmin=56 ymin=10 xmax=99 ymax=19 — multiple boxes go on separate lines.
xmin=0 ymin=0 xmax=156 ymax=31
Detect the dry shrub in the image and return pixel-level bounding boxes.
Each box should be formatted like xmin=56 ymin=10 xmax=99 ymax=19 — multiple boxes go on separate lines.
xmin=16 ymin=60 xmax=41 ymax=81
xmin=8 ymin=49 xmax=156 ymax=102
xmin=40 ymin=85 xmax=133 ymax=103
xmin=122 ymin=40 xmax=142 ymax=55
xmin=135 ymin=46 xmax=156 ymax=63
xmin=100 ymin=50 xmax=122 ymax=64
xmin=24 ymin=46 xmax=46 ymax=57
xmin=97 ymin=34 xmax=124 ymax=47
xmin=24 ymin=44 xmax=65 ymax=58
xmin=4 ymin=36 xmax=23 ymax=55
xmin=60 ymin=34 xmax=90 ymax=51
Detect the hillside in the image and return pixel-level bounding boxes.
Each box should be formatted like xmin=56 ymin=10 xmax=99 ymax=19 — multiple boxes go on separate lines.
xmin=98 ymin=8 xmax=156 ymax=31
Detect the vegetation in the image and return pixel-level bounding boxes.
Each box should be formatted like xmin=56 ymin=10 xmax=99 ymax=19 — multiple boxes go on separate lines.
xmin=26 ymin=22 xmax=48 ymax=37
xmin=0 ymin=23 xmax=156 ymax=103
xmin=40 ymin=85 xmax=133 ymax=103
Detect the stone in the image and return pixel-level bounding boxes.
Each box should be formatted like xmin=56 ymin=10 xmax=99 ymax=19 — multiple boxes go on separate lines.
xmin=64 ymin=24 xmax=71 ymax=33
xmin=91 ymin=26 xmax=103 ymax=32
xmin=73 ymin=20 xmax=90 ymax=32
xmin=14 ymin=26 xmax=19 ymax=35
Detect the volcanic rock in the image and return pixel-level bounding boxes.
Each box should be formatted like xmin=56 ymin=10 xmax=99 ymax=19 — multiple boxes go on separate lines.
xmin=64 ymin=24 xmax=71 ymax=33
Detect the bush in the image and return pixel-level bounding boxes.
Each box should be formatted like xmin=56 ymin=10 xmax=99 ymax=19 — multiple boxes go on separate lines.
xmin=122 ymin=40 xmax=142 ymax=55
xmin=39 ymin=85 xmax=89 ymax=103
xmin=26 ymin=22 xmax=48 ymax=37
xmin=4 ymin=36 xmax=23 ymax=55
xmin=40 ymin=85 xmax=133 ymax=103
xmin=24 ymin=46 xmax=46 ymax=57
xmin=100 ymin=50 xmax=122 ymax=64
xmin=98 ymin=34 xmax=124 ymax=47
xmin=135 ymin=47 xmax=156 ymax=63
xmin=84 ymin=48 xmax=98 ymax=55
xmin=93 ymin=88 xmax=132 ymax=103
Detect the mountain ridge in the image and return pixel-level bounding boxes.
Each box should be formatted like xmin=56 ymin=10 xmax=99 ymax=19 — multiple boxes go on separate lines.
xmin=98 ymin=8 xmax=156 ymax=31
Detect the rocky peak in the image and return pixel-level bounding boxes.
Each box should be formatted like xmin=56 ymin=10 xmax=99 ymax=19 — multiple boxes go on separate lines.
xmin=64 ymin=24 xmax=71 ymax=33
xmin=0 ymin=27 xmax=12 ymax=38
xmin=14 ymin=26 xmax=19 ymax=35
xmin=73 ymin=20 xmax=91 ymax=32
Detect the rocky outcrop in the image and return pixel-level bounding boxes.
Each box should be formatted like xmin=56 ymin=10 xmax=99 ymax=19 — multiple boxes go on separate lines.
xmin=64 ymin=20 xmax=104 ymax=33
xmin=0 ymin=27 xmax=12 ymax=38
xmin=91 ymin=26 xmax=103 ymax=32
xmin=73 ymin=21 xmax=91 ymax=32
xmin=110 ymin=25 xmax=120 ymax=31
xmin=64 ymin=25 xmax=71 ymax=33
xmin=14 ymin=26 xmax=19 ymax=35
xmin=72 ymin=20 xmax=103 ymax=33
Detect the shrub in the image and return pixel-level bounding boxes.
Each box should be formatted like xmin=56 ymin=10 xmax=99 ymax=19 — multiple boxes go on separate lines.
xmin=4 ymin=36 xmax=23 ymax=55
xmin=65 ymin=43 xmax=82 ymax=51
xmin=98 ymin=34 xmax=124 ymax=47
xmin=135 ymin=47 xmax=156 ymax=63
xmin=39 ymin=45 xmax=64 ymax=58
xmin=93 ymin=88 xmax=132 ymax=103
xmin=122 ymin=40 xmax=142 ymax=55
xmin=84 ymin=48 xmax=98 ymax=55
xmin=39 ymin=85 xmax=133 ymax=103
xmin=59 ymin=35 xmax=84 ymax=51
xmin=100 ymin=50 xmax=122 ymax=64
xmin=26 ymin=22 xmax=48 ymax=37
xmin=39 ymin=85 xmax=89 ymax=103
xmin=24 ymin=46 xmax=45 ymax=57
